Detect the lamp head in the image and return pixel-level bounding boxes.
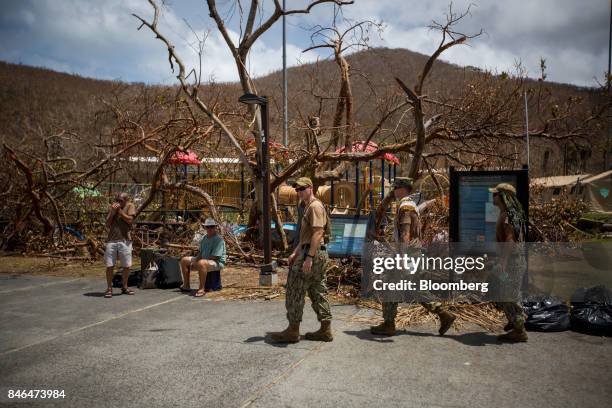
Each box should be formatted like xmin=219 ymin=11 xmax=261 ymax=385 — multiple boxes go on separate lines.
xmin=238 ymin=93 xmax=267 ymax=106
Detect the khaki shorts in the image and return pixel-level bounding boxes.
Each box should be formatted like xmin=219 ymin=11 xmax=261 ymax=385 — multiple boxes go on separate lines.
xmin=104 ymin=240 xmax=132 ymax=268
xmin=188 ymin=257 xmax=222 ymax=272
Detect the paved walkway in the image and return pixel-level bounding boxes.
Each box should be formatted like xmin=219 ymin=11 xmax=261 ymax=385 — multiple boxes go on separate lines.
xmin=1 ymin=274 xmax=611 ymax=407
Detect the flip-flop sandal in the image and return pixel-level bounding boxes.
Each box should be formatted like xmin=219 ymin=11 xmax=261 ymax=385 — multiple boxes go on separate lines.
xmin=179 ymin=287 xmax=192 ymax=293
xmin=121 ymin=288 xmax=135 ymax=295
xmin=104 ymin=289 xmax=113 ymax=298
xmin=194 ymin=290 xmax=206 ymax=297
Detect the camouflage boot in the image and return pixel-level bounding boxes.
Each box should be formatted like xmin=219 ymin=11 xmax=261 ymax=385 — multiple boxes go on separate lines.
xmin=304 ymin=320 xmax=333 ymax=342
xmin=270 ymin=323 xmax=300 ymax=343
xmin=498 ymin=324 xmax=528 ymax=343
xmin=370 ymin=321 xmax=396 ymax=336
xmin=437 ymin=310 xmax=456 ymax=336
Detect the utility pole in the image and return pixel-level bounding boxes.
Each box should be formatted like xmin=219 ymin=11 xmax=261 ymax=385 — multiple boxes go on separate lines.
xmin=606 ymin=0 xmax=611 ymax=170
xmin=282 ymin=0 xmax=288 ymax=148
xmin=525 ymin=90 xmax=530 ymax=170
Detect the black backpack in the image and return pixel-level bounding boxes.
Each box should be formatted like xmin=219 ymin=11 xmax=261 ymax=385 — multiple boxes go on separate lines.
xmin=155 ymin=256 xmax=183 ymax=289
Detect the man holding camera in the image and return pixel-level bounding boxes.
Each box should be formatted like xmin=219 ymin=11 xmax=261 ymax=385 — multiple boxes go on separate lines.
xmin=104 ymin=192 xmax=136 ymax=298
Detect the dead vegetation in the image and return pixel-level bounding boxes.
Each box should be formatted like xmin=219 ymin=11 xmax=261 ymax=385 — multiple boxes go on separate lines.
xmin=0 ymin=2 xmax=608 ymax=331
xmin=348 ymin=300 xmax=504 ymax=333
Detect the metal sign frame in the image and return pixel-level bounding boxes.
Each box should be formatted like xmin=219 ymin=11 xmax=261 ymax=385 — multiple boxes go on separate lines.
xmin=449 ymin=167 xmax=529 ymax=242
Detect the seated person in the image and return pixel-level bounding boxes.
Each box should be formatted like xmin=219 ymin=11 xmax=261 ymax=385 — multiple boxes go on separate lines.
xmin=179 ymin=218 xmax=226 ymax=297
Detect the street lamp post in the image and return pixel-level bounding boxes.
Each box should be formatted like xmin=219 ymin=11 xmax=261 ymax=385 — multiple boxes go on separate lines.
xmin=239 ymin=93 xmax=278 ymax=285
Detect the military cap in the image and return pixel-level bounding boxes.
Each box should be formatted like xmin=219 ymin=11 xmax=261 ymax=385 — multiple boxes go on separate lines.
xmin=488 ymin=183 xmax=516 ymax=195
xmin=292 ymin=177 xmax=313 ymax=188
xmin=392 ymin=177 xmax=413 ymax=190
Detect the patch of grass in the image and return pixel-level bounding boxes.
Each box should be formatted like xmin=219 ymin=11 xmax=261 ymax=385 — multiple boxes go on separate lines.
xmin=580 ymin=212 xmax=612 ymax=224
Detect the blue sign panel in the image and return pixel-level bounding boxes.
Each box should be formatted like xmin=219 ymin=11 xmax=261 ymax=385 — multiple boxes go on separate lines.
xmin=449 ymin=168 xmax=529 ymax=243
xmin=458 ymin=174 xmax=517 ymax=242
xmin=327 ymin=215 xmax=369 ymax=258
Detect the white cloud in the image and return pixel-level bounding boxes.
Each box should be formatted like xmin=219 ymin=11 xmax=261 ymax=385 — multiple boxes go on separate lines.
xmin=334 ymin=0 xmax=609 ymax=86
xmin=0 ymin=0 xmax=608 ymax=86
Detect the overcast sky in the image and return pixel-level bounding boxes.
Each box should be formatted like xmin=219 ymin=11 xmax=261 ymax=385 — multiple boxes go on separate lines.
xmin=0 ymin=0 xmax=609 ymax=87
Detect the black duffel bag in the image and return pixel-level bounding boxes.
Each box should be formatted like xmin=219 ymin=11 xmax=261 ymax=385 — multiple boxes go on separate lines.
xmin=522 ymin=295 xmax=570 ymax=332
xmin=155 ymin=256 xmax=183 ymax=289
xmin=570 ymin=285 xmax=612 ymax=336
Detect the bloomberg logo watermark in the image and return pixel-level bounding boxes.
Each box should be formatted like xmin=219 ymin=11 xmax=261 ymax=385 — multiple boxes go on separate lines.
xmin=369 ymin=252 xmax=490 ymax=296
xmin=361 ymin=242 xmax=612 ymax=303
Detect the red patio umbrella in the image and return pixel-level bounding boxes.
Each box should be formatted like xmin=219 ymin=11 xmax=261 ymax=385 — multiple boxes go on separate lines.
xmin=168 ymin=150 xmax=201 ymax=165
xmin=335 ymin=141 xmax=400 ymax=165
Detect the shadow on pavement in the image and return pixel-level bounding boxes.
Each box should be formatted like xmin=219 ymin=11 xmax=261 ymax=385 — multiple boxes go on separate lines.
xmin=83 ymin=291 xmax=139 ymax=297
xmin=82 ymin=292 xmax=107 ymax=297
xmin=344 ymin=328 xmax=502 ymax=346
xmin=343 ymin=329 xmax=396 ymax=343
xmin=245 ymin=334 xmax=298 ymax=348
xmin=174 ymin=288 xmax=195 ymax=295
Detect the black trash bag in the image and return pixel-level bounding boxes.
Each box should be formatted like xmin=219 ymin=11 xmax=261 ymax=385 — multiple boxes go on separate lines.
xmin=112 ymin=268 xmax=142 ymax=288
xmin=155 ymin=256 xmax=183 ymax=289
xmin=570 ymin=285 xmax=612 ymax=336
xmin=522 ymin=295 xmax=570 ymax=332
xmin=570 ymin=285 xmax=612 ymax=303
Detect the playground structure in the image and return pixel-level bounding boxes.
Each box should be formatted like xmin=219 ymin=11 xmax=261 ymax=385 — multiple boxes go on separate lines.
xmin=179 ymin=159 xmax=401 ymax=215
xmin=101 ymin=146 xmax=450 ymax=223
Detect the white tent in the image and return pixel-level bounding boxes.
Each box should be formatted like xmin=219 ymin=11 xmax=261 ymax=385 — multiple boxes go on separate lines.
xmin=577 ymin=170 xmax=612 ymax=213
xmin=531 ymin=174 xmax=590 ymax=201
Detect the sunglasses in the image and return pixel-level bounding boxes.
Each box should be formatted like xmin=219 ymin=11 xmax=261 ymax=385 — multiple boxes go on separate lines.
xmin=204 ymin=225 xmax=216 ymax=229
xmin=492 ymin=192 xmax=499 ymax=197
xmin=295 ymin=186 xmax=308 ymax=192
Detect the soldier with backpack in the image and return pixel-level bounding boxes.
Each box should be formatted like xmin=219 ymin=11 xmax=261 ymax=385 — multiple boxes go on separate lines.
xmin=489 ymin=183 xmax=529 ymax=342
xmin=270 ymin=177 xmax=333 ymax=343
xmin=370 ymin=178 xmax=457 ymax=336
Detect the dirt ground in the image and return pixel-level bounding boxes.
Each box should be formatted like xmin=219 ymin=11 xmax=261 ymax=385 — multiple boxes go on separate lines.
xmin=0 ymin=255 xmax=362 ymax=303
xmin=0 ymin=255 xmax=289 ymax=298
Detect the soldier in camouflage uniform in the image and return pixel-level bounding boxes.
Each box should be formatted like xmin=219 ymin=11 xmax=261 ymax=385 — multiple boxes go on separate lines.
xmin=490 ymin=183 xmax=528 ymax=343
xmin=270 ymin=177 xmax=333 ymax=343
xmin=370 ymin=177 xmax=457 ymax=336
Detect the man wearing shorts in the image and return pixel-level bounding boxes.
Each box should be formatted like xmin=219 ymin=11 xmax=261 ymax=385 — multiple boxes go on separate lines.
xmin=104 ymin=192 xmax=137 ymax=298
xmin=179 ymin=218 xmax=226 ymax=297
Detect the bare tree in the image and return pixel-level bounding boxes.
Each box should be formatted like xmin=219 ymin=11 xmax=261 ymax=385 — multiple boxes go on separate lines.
xmin=134 ymin=0 xmax=354 ymax=251
xmin=3 ymin=2 xmax=608 ymax=253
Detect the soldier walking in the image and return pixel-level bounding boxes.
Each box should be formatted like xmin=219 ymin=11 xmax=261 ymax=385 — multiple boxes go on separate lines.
xmin=370 ymin=178 xmax=457 ymax=336
xmin=270 ymin=177 xmax=333 ymax=343
xmin=490 ymin=183 xmax=528 ymax=343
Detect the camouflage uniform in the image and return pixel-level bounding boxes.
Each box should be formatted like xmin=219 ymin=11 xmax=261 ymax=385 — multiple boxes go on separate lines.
xmin=285 ymin=196 xmax=332 ymax=324
xmin=495 ymin=241 xmax=527 ymax=329
xmin=286 ymin=246 xmax=331 ymax=324
xmin=498 ymin=300 xmax=525 ymax=328
xmin=489 ymin=183 xmax=528 ymax=341
xmin=382 ymin=300 xmax=442 ymax=323
xmin=381 ymin=195 xmax=442 ymax=323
